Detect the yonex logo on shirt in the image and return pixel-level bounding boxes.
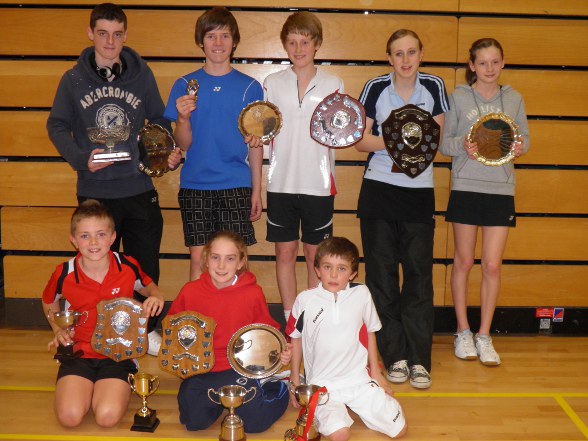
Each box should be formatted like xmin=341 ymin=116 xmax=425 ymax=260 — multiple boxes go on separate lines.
xmin=112 ymin=287 xmax=120 ymax=295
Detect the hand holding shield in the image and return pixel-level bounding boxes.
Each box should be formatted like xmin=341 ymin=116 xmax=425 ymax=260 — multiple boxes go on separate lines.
xmin=382 ymin=104 xmax=440 ymax=178
xmin=92 ymin=298 xmax=148 ymax=361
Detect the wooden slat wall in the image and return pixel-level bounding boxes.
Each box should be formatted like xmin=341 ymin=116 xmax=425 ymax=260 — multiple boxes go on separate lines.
xmin=0 ymin=0 xmax=461 ymax=11
xmin=1 ymin=2 xmax=587 ymax=316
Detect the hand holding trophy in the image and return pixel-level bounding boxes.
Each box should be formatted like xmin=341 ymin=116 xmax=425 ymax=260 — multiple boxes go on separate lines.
xmin=87 ymin=124 xmax=132 ymax=163
xmin=186 ymin=79 xmax=199 ymax=98
xmin=50 ymin=310 xmax=88 ymax=361
xmin=176 ymin=78 xmax=199 ymax=119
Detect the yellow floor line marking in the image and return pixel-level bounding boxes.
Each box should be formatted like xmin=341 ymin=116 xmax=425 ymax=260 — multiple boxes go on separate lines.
xmin=555 ymin=395 xmax=588 ymax=440
xmin=0 ymin=386 xmax=55 ymax=392
xmin=0 ymin=436 xmax=285 ymax=441
xmin=2 ymin=385 xmax=588 ymax=399
xmin=2 ymin=389 xmax=587 ymax=441
xmin=0 ymin=436 xmax=262 ymax=441
xmin=396 ymin=392 xmax=588 ymax=398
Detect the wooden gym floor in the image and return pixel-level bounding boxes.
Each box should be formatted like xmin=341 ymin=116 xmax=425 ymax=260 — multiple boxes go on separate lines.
xmin=0 ymin=329 xmax=587 ymax=441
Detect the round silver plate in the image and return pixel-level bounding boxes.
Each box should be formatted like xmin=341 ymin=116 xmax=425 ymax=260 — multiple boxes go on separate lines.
xmin=468 ymin=113 xmax=520 ymax=166
xmin=227 ymin=324 xmax=287 ymax=379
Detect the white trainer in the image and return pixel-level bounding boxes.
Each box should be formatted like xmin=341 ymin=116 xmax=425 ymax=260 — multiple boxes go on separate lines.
xmin=409 ymin=364 xmax=431 ymax=389
xmin=454 ymin=329 xmax=478 ymax=360
xmin=147 ymin=330 xmax=162 ymax=356
xmin=475 ymin=334 xmax=501 ymax=366
xmin=386 ymin=360 xmax=409 ymax=383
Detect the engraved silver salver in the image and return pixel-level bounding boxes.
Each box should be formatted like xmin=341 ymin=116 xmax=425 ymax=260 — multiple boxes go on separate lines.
xmin=137 ymin=124 xmax=176 ymax=177
xmin=468 ymin=113 xmax=520 ymax=166
xmin=227 ymin=324 xmax=287 ymax=379
xmin=238 ymin=101 xmax=283 ymax=143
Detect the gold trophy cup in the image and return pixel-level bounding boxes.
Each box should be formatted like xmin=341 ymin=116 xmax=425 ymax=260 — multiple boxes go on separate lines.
xmin=128 ymin=372 xmax=160 ymax=432
xmin=208 ymin=385 xmax=257 ymax=441
xmin=284 ymin=384 xmax=329 ymax=441
xmin=51 ymin=310 xmax=88 ymax=361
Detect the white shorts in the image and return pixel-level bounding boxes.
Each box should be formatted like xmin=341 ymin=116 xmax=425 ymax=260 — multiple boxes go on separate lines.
xmin=314 ymin=381 xmax=406 ymax=438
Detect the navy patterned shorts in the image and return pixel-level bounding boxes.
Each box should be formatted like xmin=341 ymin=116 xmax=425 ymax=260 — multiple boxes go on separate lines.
xmin=178 ymin=187 xmax=257 ymax=247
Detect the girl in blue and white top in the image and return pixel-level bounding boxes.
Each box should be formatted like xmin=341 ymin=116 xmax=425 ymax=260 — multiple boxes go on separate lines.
xmin=355 ymin=29 xmax=449 ymax=390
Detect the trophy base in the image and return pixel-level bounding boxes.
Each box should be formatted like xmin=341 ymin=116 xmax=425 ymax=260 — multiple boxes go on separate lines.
xmin=92 ymin=151 xmax=132 ymax=163
xmin=54 ymin=346 xmax=83 ymax=362
xmin=219 ymin=434 xmax=246 ymax=441
xmin=131 ymin=411 xmax=160 ymax=433
xmin=295 ymin=424 xmax=321 ymax=441
xmin=284 ymin=428 xmax=297 ymax=441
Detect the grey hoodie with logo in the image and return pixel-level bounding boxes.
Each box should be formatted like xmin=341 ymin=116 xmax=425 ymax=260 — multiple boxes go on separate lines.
xmin=47 ymin=46 xmax=171 ymax=199
xmin=440 ymin=84 xmax=530 ymax=196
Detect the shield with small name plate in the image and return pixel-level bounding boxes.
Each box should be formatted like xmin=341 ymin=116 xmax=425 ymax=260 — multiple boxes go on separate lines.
xmin=92 ymin=298 xmax=148 ymax=361
xmin=382 ymin=104 xmax=440 ymax=178
xmin=158 ymin=311 xmax=216 ymax=379
xmin=310 ymin=92 xmax=366 ymax=148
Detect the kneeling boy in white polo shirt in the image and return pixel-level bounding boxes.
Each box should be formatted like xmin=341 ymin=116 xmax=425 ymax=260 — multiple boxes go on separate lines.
xmin=286 ymin=237 xmax=407 ymax=440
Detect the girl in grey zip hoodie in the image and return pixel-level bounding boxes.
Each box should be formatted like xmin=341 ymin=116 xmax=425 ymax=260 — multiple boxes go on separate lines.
xmin=440 ymin=38 xmax=530 ymax=367
xmin=440 ymin=78 xmax=530 ymax=195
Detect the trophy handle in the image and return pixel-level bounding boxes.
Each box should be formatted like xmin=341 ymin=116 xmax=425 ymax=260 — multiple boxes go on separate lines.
xmin=79 ymin=310 xmax=89 ymax=326
xmin=148 ymin=376 xmax=160 ymax=396
xmin=128 ymin=373 xmax=136 ymax=392
xmin=318 ymin=390 xmax=330 ymax=405
xmin=288 ymin=381 xmax=297 ymax=395
xmin=242 ymin=386 xmax=257 ymax=405
xmin=207 ymin=388 xmax=221 ymax=405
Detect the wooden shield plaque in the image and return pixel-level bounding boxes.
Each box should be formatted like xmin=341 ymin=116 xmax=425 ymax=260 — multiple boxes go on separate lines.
xmin=158 ymin=311 xmax=216 ymax=379
xmin=310 ymin=92 xmax=366 ymax=148
xmin=92 ymin=298 xmax=148 ymax=361
xmin=382 ymin=104 xmax=440 ymax=178
xmin=468 ymin=113 xmax=520 ymax=166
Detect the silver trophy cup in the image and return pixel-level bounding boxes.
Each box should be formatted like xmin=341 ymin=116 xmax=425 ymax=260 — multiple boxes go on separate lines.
xmin=51 ymin=310 xmax=88 ymax=361
xmin=88 ymin=124 xmax=132 ymax=162
xmin=208 ymin=385 xmax=257 ymax=441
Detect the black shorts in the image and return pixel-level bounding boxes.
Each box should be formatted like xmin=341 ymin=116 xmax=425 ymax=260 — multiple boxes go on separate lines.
xmin=178 ymin=187 xmax=256 ymax=247
xmin=445 ymin=190 xmax=516 ymax=227
xmin=56 ymin=357 xmax=138 ymax=383
xmin=266 ymin=192 xmax=334 ymax=245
